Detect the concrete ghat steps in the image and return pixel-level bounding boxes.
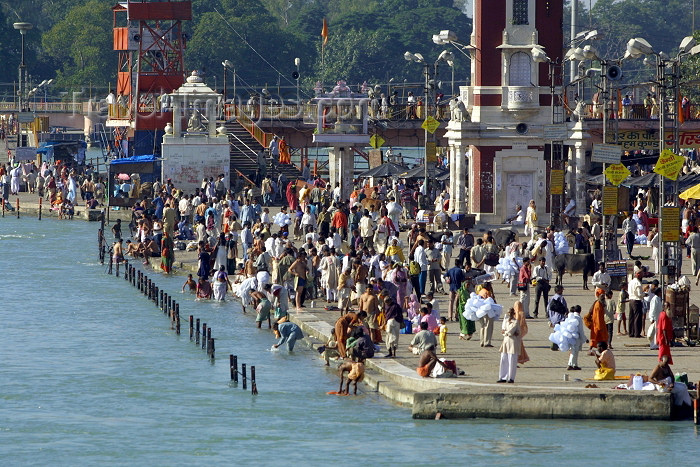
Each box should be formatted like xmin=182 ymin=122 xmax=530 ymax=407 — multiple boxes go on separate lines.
xmin=289 ymin=312 xmax=673 ymax=420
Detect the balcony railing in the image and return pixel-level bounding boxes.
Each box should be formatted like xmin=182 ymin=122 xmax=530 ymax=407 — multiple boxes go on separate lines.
xmin=0 ymin=101 xmax=84 ymax=113
xmin=583 ymin=103 xmax=700 ymax=121
xmin=503 ymin=86 xmax=538 ymax=111
xmin=223 ymin=102 xmax=450 ymax=122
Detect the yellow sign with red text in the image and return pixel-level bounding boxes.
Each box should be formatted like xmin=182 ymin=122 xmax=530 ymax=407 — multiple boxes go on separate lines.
xmin=604 ymin=163 xmax=631 ymax=186
xmin=653 ymin=149 xmax=685 ymax=181
xmin=422 ymin=116 xmax=440 ymax=134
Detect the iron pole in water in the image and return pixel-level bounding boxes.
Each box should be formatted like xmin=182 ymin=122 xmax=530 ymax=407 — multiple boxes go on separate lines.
xmin=168 ymin=296 xmax=172 ymax=318
xmin=38 ymin=197 xmax=41 ymax=220
xmin=195 ymin=319 xmax=200 ymax=344
xmin=108 ymin=253 xmax=113 ymax=275
xmin=16 ymin=198 xmax=19 ymax=218
xmin=206 ymin=328 xmax=211 ymax=354
xmin=209 ymin=338 xmax=215 ymax=359
xmin=2 ymin=198 xmax=5 ymax=217
xmin=175 ymin=307 xmax=180 ymax=335
xmin=230 ymin=355 xmax=235 ymax=380
xmin=201 ymin=323 xmax=207 ymax=349
xmin=242 ymin=364 xmax=247 ymax=390
xmin=251 ymin=366 xmax=257 ymax=395
xmin=189 ymin=315 xmax=194 ymax=340
xmin=159 ymin=290 xmax=163 ymax=310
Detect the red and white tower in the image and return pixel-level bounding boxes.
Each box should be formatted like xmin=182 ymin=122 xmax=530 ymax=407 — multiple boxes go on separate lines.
xmin=108 ymin=0 xmax=191 ymax=156
xmin=447 ymin=0 xmax=564 ymax=224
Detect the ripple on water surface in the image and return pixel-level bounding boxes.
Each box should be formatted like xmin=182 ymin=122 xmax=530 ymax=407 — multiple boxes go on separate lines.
xmin=0 ymin=218 xmax=698 ymax=465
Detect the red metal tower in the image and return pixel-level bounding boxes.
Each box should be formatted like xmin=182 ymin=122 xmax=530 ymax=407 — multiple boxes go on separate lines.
xmin=108 ymin=0 xmax=191 ymax=156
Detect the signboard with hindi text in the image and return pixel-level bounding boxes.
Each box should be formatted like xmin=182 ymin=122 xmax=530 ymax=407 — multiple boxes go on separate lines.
xmin=592 ymin=144 xmax=622 ymax=164
xmin=617 ymin=130 xmax=700 ymax=151
xmin=543 ymin=124 xmax=567 ymax=140
xmin=425 ymin=142 xmax=437 ymax=163
xmin=653 ymin=150 xmax=685 ymax=181
xmin=661 ymin=207 xmax=681 ymax=242
xmin=604 ymin=163 xmax=631 ymax=186
xmin=603 ymin=186 xmax=619 ymax=216
xmin=369 ymin=134 xmax=385 ymax=149
xmin=607 ymin=260 xmax=628 ymax=277
xmin=550 ymin=169 xmax=564 ymax=195
xmin=421 ymin=116 xmax=440 ymax=134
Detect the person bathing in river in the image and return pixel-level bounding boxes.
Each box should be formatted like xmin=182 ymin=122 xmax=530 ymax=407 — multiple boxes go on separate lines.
xmin=212 ymin=265 xmax=232 ymax=301
xmin=182 ymin=274 xmax=196 ymax=293
xmin=196 ymin=277 xmax=213 ymax=299
xmin=338 ymin=359 xmax=365 ymax=395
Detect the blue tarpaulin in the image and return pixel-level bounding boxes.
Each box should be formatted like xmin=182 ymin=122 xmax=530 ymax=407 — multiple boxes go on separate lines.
xmin=109 ymin=154 xmax=159 ymax=165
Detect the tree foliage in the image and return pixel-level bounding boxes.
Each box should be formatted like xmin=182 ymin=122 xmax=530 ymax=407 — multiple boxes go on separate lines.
xmin=5 ymin=0 xmax=700 ymax=100
xmin=41 ymin=0 xmax=114 ymax=88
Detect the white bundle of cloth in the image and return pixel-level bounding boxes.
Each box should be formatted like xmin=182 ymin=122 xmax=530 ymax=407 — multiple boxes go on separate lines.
xmin=462 ymin=293 xmax=503 ymax=321
xmin=548 ymin=314 xmax=582 ymax=352
xmin=494 ymin=256 xmax=521 ymax=282
xmin=272 ymin=212 xmax=292 ymax=227
xmin=554 ymin=231 xmax=569 ymax=255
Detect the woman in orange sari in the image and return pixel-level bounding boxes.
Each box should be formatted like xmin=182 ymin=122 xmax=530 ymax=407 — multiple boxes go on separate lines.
xmin=279 ymin=137 xmax=290 ymax=164
xmin=514 ymin=300 xmax=530 ymax=364
xmin=586 ymin=291 xmax=609 ymax=352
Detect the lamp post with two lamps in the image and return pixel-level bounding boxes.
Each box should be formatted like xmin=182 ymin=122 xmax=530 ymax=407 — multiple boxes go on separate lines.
xmin=294 ymin=57 xmax=301 ymax=106
xmin=222 ymin=60 xmax=235 ymax=117
xmin=625 ymin=36 xmax=699 ymax=291
xmin=13 ymin=22 xmax=33 ymax=113
xmin=404 ymin=50 xmax=453 ymax=200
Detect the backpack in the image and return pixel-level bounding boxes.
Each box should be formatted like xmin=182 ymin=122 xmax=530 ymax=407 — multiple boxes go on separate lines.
xmin=409 ymin=261 xmax=421 ymax=276
xmin=549 ymin=297 xmax=567 ymax=316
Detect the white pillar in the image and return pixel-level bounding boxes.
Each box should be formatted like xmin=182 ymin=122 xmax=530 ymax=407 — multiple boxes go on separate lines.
xmin=172 ymin=99 xmax=181 ymax=137
xmin=206 ymin=100 xmax=216 ymax=137
xmin=329 ymin=146 xmax=354 ymax=201
xmin=574 ymin=143 xmax=588 ymax=215
xmin=449 ymin=143 xmax=467 ymax=215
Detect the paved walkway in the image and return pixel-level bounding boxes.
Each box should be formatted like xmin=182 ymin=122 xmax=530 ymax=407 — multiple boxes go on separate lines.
xmin=132 ymin=216 xmax=700 ymax=391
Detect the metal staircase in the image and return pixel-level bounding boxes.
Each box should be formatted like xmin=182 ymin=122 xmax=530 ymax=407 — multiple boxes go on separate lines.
xmin=224 ymin=121 xmax=301 ymax=184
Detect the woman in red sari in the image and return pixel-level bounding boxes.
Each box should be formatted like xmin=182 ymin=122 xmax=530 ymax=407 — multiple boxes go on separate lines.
xmin=656 ymin=301 xmax=674 ymax=364
xmin=286 ymin=182 xmax=298 ymax=211
xmin=160 ymin=232 xmax=175 ymax=273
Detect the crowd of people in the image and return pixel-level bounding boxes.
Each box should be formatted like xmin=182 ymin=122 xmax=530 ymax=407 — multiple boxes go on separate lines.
xmin=0 ymin=159 xmax=105 ymax=218
xmin=99 ymin=160 xmax=695 ymax=408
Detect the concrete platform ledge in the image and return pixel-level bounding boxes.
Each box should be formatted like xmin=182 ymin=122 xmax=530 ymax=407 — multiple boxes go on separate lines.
xmin=411 ymin=388 xmax=672 ymax=420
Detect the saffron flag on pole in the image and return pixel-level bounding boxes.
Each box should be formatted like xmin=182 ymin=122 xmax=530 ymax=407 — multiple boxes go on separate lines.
xmin=321 ymin=18 xmax=329 ymax=46
xmin=678 ymin=90 xmax=685 ymax=124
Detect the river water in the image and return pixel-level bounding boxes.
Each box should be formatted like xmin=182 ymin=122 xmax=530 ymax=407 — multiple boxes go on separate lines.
xmin=1 ymin=218 xmax=698 ymax=465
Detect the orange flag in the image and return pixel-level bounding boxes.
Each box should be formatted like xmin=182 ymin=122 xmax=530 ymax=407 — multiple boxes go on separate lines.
xmin=678 ymin=91 xmax=685 ymax=124
xmin=321 ymin=18 xmax=329 ymax=46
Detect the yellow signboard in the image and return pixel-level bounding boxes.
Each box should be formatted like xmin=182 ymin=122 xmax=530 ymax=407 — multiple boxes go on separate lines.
xmin=661 ymin=207 xmax=681 ymax=242
xmin=421 ymin=116 xmax=440 ymax=134
xmin=550 ymin=169 xmax=564 ymax=195
xmin=604 ymin=163 xmax=631 ymax=186
xmin=603 ymin=186 xmax=619 ymax=216
xmin=425 ymin=142 xmax=437 ymax=163
xmin=653 ymin=149 xmax=685 ymax=181
xmin=369 ymin=134 xmax=385 ymax=149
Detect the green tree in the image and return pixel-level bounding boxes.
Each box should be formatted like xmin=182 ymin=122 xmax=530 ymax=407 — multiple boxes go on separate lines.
xmin=41 ymin=0 xmax=114 ymax=89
